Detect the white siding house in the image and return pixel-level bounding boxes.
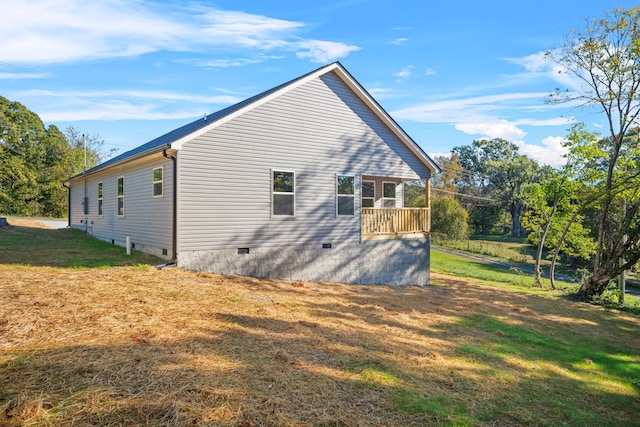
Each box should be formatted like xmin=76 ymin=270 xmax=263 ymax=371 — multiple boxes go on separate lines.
xmin=64 ymin=62 xmax=440 ymax=285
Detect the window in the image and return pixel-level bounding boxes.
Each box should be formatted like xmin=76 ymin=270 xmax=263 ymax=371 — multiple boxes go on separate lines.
xmin=336 ymin=175 xmax=355 ymax=216
xmin=362 ymin=181 xmax=375 ymax=208
xmin=98 ymin=182 xmax=103 ymax=216
xmin=272 ymin=170 xmax=295 ymax=216
xmin=117 ymin=177 xmax=125 ymax=216
xmin=383 ymin=182 xmax=396 ymax=208
xmin=153 ymin=167 xmax=163 ymax=197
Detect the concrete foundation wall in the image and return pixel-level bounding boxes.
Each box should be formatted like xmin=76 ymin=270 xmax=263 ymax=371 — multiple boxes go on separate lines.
xmin=178 ymin=237 xmax=430 ymax=286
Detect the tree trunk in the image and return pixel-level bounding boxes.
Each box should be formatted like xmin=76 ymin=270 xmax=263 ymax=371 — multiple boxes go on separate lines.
xmin=579 ymin=270 xmax=612 ymax=299
xmin=591 ymin=135 xmax=622 ymax=291
xmin=511 ymin=203 xmax=523 ymax=237
xmin=534 ymin=214 xmax=554 ymax=288
xmin=550 ymin=210 xmax=580 ymax=290
xmin=534 ymin=236 xmax=544 ymax=287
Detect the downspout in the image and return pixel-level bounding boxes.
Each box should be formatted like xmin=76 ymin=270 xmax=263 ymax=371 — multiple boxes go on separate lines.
xmin=162 ymin=145 xmax=177 ymax=266
xmin=62 ymin=181 xmax=71 ymax=227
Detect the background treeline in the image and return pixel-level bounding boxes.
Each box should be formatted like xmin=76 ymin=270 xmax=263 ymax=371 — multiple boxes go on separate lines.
xmin=410 ymin=125 xmax=640 ymax=299
xmin=408 ymin=6 xmax=640 ymax=300
xmin=0 ymin=96 xmax=108 ymax=218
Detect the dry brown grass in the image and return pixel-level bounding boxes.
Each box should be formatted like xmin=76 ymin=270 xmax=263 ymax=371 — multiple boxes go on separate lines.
xmin=1 ymin=221 xmax=639 ymax=426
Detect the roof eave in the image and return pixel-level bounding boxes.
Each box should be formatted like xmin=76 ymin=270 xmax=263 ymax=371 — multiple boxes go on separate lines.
xmin=64 ymin=144 xmax=170 ymax=185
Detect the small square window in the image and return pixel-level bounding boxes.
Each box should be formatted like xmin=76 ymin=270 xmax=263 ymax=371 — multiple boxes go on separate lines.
xmin=362 ymin=181 xmax=375 ymax=208
xmin=117 ymin=177 xmax=125 ymax=216
xmin=98 ymin=182 xmax=103 ymax=216
xmin=153 ymin=167 xmax=163 ymax=197
xmin=272 ymin=170 xmax=295 ymax=216
xmin=337 ymin=175 xmax=355 ymax=216
xmin=383 ymin=182 xmax=396 ymax=208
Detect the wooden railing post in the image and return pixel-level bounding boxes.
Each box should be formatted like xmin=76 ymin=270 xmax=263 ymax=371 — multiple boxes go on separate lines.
xmin=425 ymin=179 xmax=431 ymax=233
xmin=361 ymin=207 xmax=430 ymax=236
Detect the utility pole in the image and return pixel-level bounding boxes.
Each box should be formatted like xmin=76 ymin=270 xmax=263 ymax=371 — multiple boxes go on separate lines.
xmin=83 ymin=133 xmax=87 ymax=172
xmin=619 ymin=200 xmax=627 ymax=305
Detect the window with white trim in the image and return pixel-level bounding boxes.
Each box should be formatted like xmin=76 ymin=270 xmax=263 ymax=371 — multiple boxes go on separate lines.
xmin=98 ymin=182 xmax=103 ymax=216
xmin=117 ymin=176 xmax=125 ymax=216
xmin=272 ymin=170 xmax=295 ymax=216
xmin=362 ymin=181 xmax=375 ymax=208
xmin=383 ymin=182 xmax=396 ymax=208
xmin=336 ymin=175 xmax=355 ymax=216
xmin=153 ymin=167 xmax=163 ymax=197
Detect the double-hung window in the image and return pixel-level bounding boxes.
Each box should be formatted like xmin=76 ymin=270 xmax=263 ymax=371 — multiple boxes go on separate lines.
xmin=117 ymin=177 xmax=125 ymax=217
xmin=383 ymin=182 xmax=397 ymax=208
xmin=336 ymin=175 xmax=355 ymax=216
xmin=98 ymin=182 xmax=103 ymax=216
xmin=272 ymin=170 xmax=295 ymax=216
xmin=362 ymin=181 xmax=375 ymax=208
xmin=153 ymin=167 xmax=163 ymax=197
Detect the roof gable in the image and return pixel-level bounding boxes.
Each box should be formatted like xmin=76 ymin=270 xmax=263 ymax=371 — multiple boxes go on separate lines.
xmin=67 ymin=62 xmax=439 ymax=182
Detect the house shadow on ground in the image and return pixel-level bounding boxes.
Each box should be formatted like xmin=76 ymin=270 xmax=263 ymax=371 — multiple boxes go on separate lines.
xmin=0 ymin=222 xmax=162 ymax=268
xmin=2 ymin=267 xmax=639 ymax=426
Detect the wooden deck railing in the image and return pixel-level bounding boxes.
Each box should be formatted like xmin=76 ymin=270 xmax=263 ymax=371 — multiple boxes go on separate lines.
xmin=361 ymin=208 xmax=430 ymax=235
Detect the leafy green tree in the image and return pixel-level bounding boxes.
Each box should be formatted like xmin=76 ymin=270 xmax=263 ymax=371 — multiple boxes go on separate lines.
xmin=548 ymin=6 xmax=640 ymax=298
xmin=453 ymin=138 xmax=539 ymax=237
xmin=0 ymin=96 xmax=109 ymax=217
xmin=522 ymin=180 xmax=561 ymax=287
xmin=431 ymin=196 xmax=469 ymax=241
xmin=0 ymin=96 xmax=47 ymax=215
xmin=522 ymin=169 xmax=596 ymax=288
xmin=64 ymin=126 xmax=113 ymax=175
xmin=36 ymin=125 xmax=72 ymax=217
xmin=432 ymin=153 xmax=462 ymax=193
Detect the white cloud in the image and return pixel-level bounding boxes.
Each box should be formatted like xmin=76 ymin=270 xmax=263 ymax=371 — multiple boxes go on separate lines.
xmin=177 ymin=57 xmax=275 ymax=69
xmin=0 ymin=0 xmax=359 ymax=65
xmin=503 ymin=50 xmax=585 ymax=92
xmin=455 ymin=120 xmax=527 ymax=142
xmin=515 ymin=117 xmax=574 ymax=127
xmin=17 ymin=88 xmax=240 ymax=104
xmin=388 ymin=38 xmax=409 ymax=45
xmin=295 ymin=39 xmax=360 ymax=63
xmin=0 ymin=72 xmax=49 ymax=79
xmin=13 ymin=88 xmax=242 ymax=122
xmin=424 ymin=68 xmax=437 ymax=76
xmin=394 ymin=66 xmax=413 ymax=79
xmin=391 ymin=89 xmax=575 ymax=168
xmin=392 ymin=92 xmax=550 ymax=123
xmin=368 ymin=88 xmax=392 ymax=96
xmin=515 ymin=136 xmax=569 ymax=167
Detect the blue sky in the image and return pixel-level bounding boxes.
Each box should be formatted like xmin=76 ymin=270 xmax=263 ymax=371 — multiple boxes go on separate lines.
xmin=1 ymin=0 xmax=637 ymax=167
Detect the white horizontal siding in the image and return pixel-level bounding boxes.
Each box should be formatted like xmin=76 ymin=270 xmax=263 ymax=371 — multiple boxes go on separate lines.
xmin=69 ymin=154 xmax=174 ymax=257
xmin=177 ymin=71 xmax=429 ymax=252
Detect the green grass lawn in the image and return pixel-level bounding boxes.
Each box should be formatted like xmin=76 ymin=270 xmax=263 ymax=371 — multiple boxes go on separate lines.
xmin=0 ymin=222 xmax=162 ymax=268
xmin=431 ymin=246 xmax=640 ymax=312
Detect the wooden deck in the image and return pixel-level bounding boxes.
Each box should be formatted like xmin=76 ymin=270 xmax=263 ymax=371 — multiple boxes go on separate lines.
xmin=361 ymin=208 xmax=430 ymax=239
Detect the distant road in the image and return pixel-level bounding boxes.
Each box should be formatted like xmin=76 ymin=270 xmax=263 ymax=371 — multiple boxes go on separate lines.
xmin=5 ymin=217 xmax=68 ymax=229
xmin=37 ymin=219 xmax=68 ymax=229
